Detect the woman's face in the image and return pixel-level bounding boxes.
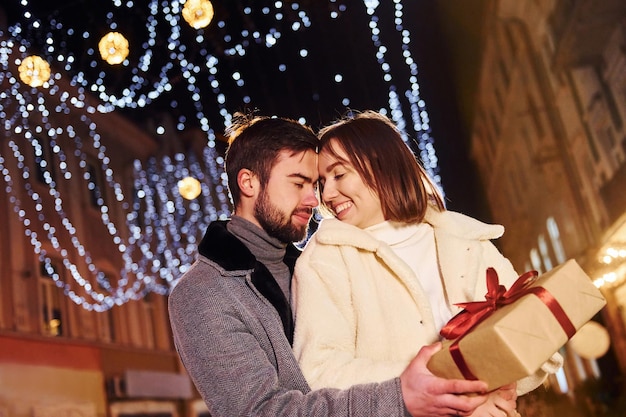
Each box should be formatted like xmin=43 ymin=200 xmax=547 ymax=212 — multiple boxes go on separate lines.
xmin=318 ymin=139 xmax=385 ymax=229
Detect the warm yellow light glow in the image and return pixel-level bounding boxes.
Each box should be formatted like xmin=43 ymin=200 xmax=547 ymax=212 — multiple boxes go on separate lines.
xmin=568 ymin=321 xmax=610 ymax=359
xmin=182 ymin=0 xmax=214 ymax=29
xmin=18 ymin=55 xmax=51 ymax=87
xmin=178 ymin=177 xmax=202 ymax=200
xmin=98 ymin=32 xmax=129 ymax=65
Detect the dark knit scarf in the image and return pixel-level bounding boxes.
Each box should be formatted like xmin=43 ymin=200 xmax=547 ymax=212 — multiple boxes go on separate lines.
xmin=197 ymin=217 xmax=300 ymax=344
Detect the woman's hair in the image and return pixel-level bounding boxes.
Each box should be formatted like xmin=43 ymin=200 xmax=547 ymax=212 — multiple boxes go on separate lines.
xmin=318 ymin=110 xmax=445 ymax=223
xmin=225 ymin=112 xmax=318 ymax=207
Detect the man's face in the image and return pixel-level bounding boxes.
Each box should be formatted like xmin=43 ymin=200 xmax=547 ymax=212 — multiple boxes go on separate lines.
xmin=254 ymin=149 xmax=318 ymax=243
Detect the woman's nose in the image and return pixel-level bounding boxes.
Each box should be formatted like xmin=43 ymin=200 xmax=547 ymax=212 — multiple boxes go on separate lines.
xmin=321 ymin=182 xmax=336 ymax=203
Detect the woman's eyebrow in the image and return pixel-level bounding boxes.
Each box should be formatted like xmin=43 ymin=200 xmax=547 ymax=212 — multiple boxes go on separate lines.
xmin=321 ymin=160 xmax=343 ymax=173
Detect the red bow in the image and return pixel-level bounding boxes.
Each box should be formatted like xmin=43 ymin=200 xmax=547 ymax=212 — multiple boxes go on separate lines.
xmin=440 ymin=268 xmax=539 ymax=339
xmin=439 ymin=268 xmax=576 ymax=381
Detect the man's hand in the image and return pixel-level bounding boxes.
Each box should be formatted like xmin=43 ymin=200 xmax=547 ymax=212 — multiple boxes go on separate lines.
xmin=468 ymin=382 xmax=518 ymax=417
xmin=400 ymin=342 xmax=489 ymax=417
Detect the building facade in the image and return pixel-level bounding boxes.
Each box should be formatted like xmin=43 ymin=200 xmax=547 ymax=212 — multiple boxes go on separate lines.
xmin=0 ymin=22 xmax=213 ymax=417
xmin=469 ymin=0 xmax=626 ymax=410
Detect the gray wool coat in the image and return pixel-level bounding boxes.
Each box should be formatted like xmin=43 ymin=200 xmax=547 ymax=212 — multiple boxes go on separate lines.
xmin=168 ymin=220 xmax=410 ymax=417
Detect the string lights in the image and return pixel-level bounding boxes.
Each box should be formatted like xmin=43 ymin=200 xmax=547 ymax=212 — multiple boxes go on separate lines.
xmin=594 ymin=246 xmax=626 ymax=289
xmin=1 ymin=0 xmax=443 ymax=311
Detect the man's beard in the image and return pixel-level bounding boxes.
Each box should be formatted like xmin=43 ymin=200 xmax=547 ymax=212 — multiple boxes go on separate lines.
xmin=254 ymin=189 xmax=310 ymax=243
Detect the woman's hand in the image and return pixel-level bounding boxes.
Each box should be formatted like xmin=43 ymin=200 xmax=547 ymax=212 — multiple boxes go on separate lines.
xmin=465 ymin=382 xmax=518 ymax=417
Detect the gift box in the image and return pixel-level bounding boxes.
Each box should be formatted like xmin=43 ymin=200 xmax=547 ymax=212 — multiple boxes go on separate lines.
xmin=427 ymin=259 xmax=606 ymax=391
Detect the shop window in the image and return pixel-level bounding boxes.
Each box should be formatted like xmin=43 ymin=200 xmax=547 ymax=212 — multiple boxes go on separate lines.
xmin=110 ymin=401 xmax=177 ymax=417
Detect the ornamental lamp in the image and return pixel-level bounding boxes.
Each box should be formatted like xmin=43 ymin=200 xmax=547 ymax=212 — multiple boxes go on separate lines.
xmin=178 ymin=176 xmax=202 ymax=200
xmin=98 ymin=32 xmax=129 ymax=65
xmin=18 ymin=55 xmax=51 ymax=87
xmin=182 ymin=0 xmax=214 ymax=29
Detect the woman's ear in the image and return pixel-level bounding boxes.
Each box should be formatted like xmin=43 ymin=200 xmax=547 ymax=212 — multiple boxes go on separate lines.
xmin=237 ymin=168 xmax=259 ymax=198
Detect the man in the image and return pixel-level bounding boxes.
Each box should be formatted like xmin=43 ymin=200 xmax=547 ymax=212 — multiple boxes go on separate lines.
xmin=168 ymin=113 xmax=490 ymax=417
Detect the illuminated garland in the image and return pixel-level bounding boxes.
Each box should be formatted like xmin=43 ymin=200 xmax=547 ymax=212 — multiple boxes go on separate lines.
xmin=1 ymin=0 xmax=442 ymax=310
xmin=362 ymin=0 xmax=441 ymax=187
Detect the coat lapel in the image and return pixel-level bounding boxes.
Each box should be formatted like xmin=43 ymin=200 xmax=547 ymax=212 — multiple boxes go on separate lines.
xmin=250 ymin=261 xmax=294 ymax=344
xmin=198 ymin=220 xmax=296 ymax=344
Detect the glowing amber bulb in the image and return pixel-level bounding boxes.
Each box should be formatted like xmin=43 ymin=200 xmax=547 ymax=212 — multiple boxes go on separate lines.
xmin=18 ymin=55 xmax=51 ymax=87
xmin=182 ymin=0 xmax=214 ymax=29
xmin=178 ymin=177 xmax=202 ymax=200
xmin=98 ymin=32 xmax=129 ymax=65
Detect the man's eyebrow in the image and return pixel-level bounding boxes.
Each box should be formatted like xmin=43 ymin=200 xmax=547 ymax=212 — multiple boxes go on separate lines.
xmin=289 ymin=173 xmax=317 ymax=183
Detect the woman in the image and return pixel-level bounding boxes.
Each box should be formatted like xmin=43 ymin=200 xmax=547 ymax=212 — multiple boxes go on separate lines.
xmin=292 ymin=111 xmax=562 ymax=416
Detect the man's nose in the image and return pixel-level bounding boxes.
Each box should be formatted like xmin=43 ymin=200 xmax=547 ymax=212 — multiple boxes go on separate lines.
xmin=302 ymin=186 xmax=319 ymax=208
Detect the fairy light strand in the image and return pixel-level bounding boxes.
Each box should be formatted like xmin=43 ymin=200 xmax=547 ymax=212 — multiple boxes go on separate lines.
xmin=1 ymin=0 xmax=443 ymax=310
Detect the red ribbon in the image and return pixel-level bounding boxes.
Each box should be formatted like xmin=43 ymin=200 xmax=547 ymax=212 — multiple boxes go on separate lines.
xmin=440 ymin=268 xmax=576 ymax=381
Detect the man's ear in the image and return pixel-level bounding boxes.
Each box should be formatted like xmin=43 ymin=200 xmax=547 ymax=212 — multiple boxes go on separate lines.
xmin=237 ymin=168 xmax=259 ymax=198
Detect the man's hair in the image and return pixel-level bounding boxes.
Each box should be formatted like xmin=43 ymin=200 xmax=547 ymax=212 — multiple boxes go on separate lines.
xmin=318 ymin=110 xmax=445 ymax=223
xmin=225 ymin=112 xmax=318 ymax=207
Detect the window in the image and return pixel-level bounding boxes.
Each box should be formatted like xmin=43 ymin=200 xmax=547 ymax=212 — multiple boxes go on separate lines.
xmin=530 ymin=248 xmax=543 ymax=274
xmin=547 ymin=217 xmax=566 ymax=264
xmin=133 ymin=187 xmax=147 ymax=228
xmin=33 ymin=136 xmax=55 ymax=185
xmin=538 ymin=234 xmax=554 ymax=271
xmin=97 ymin=272 xmax=117 ymax=343
xmin=39 ymin=259 xmax=65 ymax=337
xmin=97 ymin=307 xmax=117 ymax=343
xmin=140 ymin=293 xmax=157 ymax=349
xmin=106 ymin=307 xmax=117 ymax=342
xmin=86 ymin=157 xmax=106 ymax=208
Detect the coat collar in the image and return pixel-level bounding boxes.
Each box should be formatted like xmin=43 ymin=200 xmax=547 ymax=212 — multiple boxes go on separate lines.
xmin=314 ymin=208 xmax=504 ymax=250
xmin=197 ymin=220 xmax=299 ymax=344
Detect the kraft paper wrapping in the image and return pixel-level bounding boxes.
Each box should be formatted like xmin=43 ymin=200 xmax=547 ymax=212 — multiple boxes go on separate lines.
xmin=427 ymin=259 xmax=606 ymax=391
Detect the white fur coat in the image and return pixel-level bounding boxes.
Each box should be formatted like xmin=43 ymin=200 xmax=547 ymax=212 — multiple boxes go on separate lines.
xmin=292 ymin=209 xmax=562 ymax=394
